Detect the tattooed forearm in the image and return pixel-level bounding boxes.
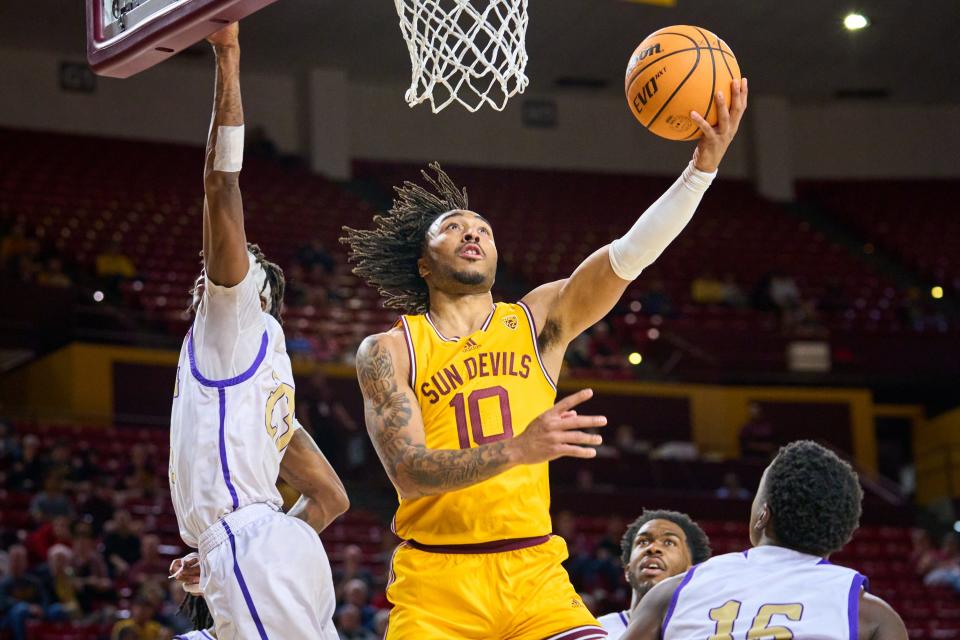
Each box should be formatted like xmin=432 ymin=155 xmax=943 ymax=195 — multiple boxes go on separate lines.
xmin=356 ymin=335 xmax=517 ymax=498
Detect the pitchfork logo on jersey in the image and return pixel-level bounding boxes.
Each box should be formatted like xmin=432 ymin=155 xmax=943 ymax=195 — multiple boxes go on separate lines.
xmin=502 ymin=315 xmax=519 ymax=330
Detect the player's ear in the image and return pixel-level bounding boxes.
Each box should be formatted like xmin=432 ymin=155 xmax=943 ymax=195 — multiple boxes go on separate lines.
xmin=260 ymin=296 xmax=267 ymax=311
xmin=755 ymin=503 xmax=770 ymax=531
xmin=417 ymin=256 xmax=430 ymax=279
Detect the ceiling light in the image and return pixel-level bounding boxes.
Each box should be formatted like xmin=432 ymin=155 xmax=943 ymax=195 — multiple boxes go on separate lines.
xmin=843 ymin=13 xmax=869 ymax=31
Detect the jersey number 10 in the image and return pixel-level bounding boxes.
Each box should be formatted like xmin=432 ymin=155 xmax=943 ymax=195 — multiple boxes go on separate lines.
xmin=450 ymin=386 xmax=514 ymax=449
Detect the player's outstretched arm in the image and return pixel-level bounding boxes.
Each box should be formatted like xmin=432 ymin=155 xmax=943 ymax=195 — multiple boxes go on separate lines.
xmin=202 ymin=23 xmax=248 ymax=288
xmin=280 ymin=429 xmax=350 ymax=534
xmin=858 ymin=592 xmax=908 ymax=640
xmin=621 ymin=573 xmax=682 ymax=640
xmin=523 ymin=78 xmax=749 ymax=353
xmin=356 ymin=331 xmax=607 ymax=499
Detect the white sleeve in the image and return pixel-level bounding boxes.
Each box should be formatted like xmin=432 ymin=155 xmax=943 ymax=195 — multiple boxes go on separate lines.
xmin=608 ymin=161 xmax=717 ymax=281
xmin=192 ymin=264 xmax=267 ymax=380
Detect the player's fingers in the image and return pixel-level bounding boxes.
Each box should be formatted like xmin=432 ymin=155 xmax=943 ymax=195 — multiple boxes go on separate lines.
xmin=741 ymin=77 xmax=749 ymax=110
xmin=690 ymin=111 xmax=715 ymax=139
xmin=559 ymin=410 xmax=578 ymax=419
xmin=552 ymin=388 xmax=594 ymax=414
xmin=557 ymin=414 xmax=607 ymax=430
xmin=716 ymin=90 xmax=730 ymax=133
xmin=557 ymin=444 xmax=599 ymax=459
xmin=560 ymin=430 xmax=603 ymax=446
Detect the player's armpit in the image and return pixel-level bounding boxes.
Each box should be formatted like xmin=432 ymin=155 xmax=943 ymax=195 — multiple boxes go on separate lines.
xmin=521 ymin=246 xmax=630 ymax=351
xmin=622 ymin=573 xmax=683 ymax=640
xmin=355 ymin=332 xmax=518 ymax=499
xmin=280 ymin=429 xmax=349 ymax=534
xmin=858 ymin=592 xmax=908 ymax=640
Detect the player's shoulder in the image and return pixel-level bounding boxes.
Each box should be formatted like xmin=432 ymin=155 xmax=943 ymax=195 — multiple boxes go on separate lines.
xmin=356 ymin=327 xmax=410 ymax=380
xmin=597 ymin=609 xmax=630 ymax=632
xmin=858 ymin=591 xmax=908 ymax=640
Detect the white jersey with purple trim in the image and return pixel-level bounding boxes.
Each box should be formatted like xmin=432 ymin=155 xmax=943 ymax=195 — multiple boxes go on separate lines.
xmin=169 ymin=267 xmax=299 ymax=548
xmin=174 ymin=629 xmax=216 ymax=640
xmin=663 ymin=546 xmax=868 ymax=640
xmin=597 ymin=610 xmax=630 ymax=639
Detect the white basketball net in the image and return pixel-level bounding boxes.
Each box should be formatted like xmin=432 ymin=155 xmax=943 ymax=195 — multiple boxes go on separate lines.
xmin=394 ymin=0 xmax=529 ymax=113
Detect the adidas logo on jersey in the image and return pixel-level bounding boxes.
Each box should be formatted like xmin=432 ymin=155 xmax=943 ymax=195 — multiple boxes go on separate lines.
xmin=462 ymin=338 xmax=481 ymax=352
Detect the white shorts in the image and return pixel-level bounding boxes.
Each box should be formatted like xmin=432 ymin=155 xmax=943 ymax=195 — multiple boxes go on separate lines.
xmin=198 ymin=503 xmax=338 ymax=640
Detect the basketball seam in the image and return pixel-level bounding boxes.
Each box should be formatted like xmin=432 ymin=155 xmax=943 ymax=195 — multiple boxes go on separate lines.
xmin=644 ymin=47 xmax=701 ymax=132
xmin=718 ymin=38 xmax=736 ymax=80
xmin=681 ymin=27 xmax=718 ymax=141
xmin=625 ymin=30 xmax=700 ymax=89
xmin=627 ymin=46 xmax=734 ymax=89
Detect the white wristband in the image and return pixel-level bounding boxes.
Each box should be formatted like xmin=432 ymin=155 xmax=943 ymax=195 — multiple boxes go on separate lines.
xmin=608 ymin=161 xmax=717 ymax=281
xmin=213 ymin=125 xmax=244 ymax=172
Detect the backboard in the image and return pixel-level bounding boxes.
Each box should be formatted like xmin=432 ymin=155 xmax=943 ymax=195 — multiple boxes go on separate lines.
xmin=86 ymin=0 xmax=281 ymax=78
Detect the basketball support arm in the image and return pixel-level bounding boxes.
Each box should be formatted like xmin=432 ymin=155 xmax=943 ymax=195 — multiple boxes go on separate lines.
xmin=608 ymin=161 xmax=717 ymax=282
xmin=202 ymin=28 xmax=248 ymax=288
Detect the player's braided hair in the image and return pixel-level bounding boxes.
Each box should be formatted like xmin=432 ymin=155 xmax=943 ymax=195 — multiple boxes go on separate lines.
xmin=186 ymin=242 xmax=285 ymax=323
xmin=620 ymin=509 xmax=712 ymax=569
xmin=764 ymin=440 xmax=863 ymax=557
xmin=177 ymin=594 xmax=214 ymax=632
xmin=340 ymin=163 xmax=468 ymax=315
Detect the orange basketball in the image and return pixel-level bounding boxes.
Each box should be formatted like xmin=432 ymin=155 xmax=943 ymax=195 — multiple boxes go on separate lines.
xmin=625 ymin=25 xmax=741 ymax=141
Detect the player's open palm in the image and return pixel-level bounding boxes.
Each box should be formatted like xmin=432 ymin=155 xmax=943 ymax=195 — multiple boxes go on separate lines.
xmin=511 ymin=389 xmax=606 ymax=464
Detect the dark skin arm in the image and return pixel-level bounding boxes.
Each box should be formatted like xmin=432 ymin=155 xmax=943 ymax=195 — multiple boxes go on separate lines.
xmin=202 ymin=23 xmax=248 ymax=288
xmin=858 ymin=592 xmax=908 ymax=640
xmin=622 ymin=573 xmax=683 ymax=640
xmin=355 ymin=330 xmax=605 ymax=500
xmin=280 ymin=429 xmax=350 ymax=534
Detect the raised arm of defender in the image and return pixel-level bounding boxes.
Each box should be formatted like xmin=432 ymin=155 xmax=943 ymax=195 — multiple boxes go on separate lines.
xmin=356 ymin=330 xmax=607 ymax=499
xmin=202 ymin=23 xmax=248 ymax=288
xmin=522 ymin=78 xmax=748 ymax=370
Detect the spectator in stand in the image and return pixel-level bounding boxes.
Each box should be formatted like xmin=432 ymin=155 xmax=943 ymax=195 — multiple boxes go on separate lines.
xmin=95 ymin=241 xmax=137 ymax=300
xmin=721 ymin=273 xmax=748 ymax=308
xmin=639 ymin=279 xmax=674 ymax=317
xmin=336 ymin=603 xmax=374 ymax=640
xmin=30 ymin=474 xmax=74 ymax=523
xmin=78 ymin=484 xmax=117 ymax=536
xmin=923 ymin=533 xmax=960 ymax=587
xmin=36 ymin=257 xmax=72 ymax=288
xmin=588 ymin=321 xmax=622 ymax=369
xmin=121 ymin=444 xmax=159 ymax=498
xmin=302 ymin=370 xmax=361 ymax=470
xmin=110 ymin=596 xmax=169 ymax=640
xmin=0 ymin=545 xmax=66 ymax=640
xmin=910 ymin=529 xmax=940 ymax=578
xmin=36 ymin=544 xmax=82 ymax=620
xmin=26 ymin=516 xmax=73 ymax=566
xmin=296 ymin=239 xmax=335 ymax=274
xmin=129 ymin=535 xmax=167 ymax=588
xmin=339 ymin=579 xmax=377 ymax=632
xmin=372 ymin=609 xmax=390 ymax=638
xmin=739 ymin=402 xmax=777 ymax=460
xmin=614 ymin=424 xmax=650 ymax=457
xmin=71 ymin=522 xmax=113 ymax=614
xmin=715 ymin=471 xmax=751 ymax=499
xmin=691 ymin=272 xmax=726 ymax=305
xmin=7 ymin=434 xmax=46 ymax=491
xmin=0 ymin=224 xmax=37 ymax=276
xmin=0 ymin=420 xmax=19 ymax=462
xmin=102 ymin=510 xmax=142 ymax=578
xmin=333 ymin=545 xmax=374 ymax=597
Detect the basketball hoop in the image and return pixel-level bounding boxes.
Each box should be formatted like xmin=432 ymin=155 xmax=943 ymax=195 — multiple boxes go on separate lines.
xmin=394 ymin=0 xmax=529 ymax=113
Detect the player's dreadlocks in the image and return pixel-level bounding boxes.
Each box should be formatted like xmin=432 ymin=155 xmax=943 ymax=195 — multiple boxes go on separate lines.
xmin=764 ymin=440 xmax=863 ymax=557
xmin=177 ymin=594 xmax=214 ymax=632
xmin=620 ymin=509 xmax=712 ymax=569
xmin=187 ymin=242 xmax=285 ymax=323
xmin=340 ymin=163 xmax=468 ymax=314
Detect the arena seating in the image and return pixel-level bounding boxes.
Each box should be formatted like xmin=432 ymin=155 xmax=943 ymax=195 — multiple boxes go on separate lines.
xmin=2 ymin=128 xmax=958 ymax=381
xmin=1 ymin=421 xmax=956 ymax=639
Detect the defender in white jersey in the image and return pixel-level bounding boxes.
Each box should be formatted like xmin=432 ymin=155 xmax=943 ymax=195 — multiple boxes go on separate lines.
xmin=169 ymin=22 xmax=348 ymax=640
xmin=597 ymin=510 xmax=710 ymax=639
xmin=624 ymin=441 xmax=907 ymax=640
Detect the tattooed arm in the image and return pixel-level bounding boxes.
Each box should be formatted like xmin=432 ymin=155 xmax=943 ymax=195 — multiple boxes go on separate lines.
xmin=355 ymin=330 xmax=607 ymax=500
xmin=280 ymin=429 xmax=349 ymax=533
